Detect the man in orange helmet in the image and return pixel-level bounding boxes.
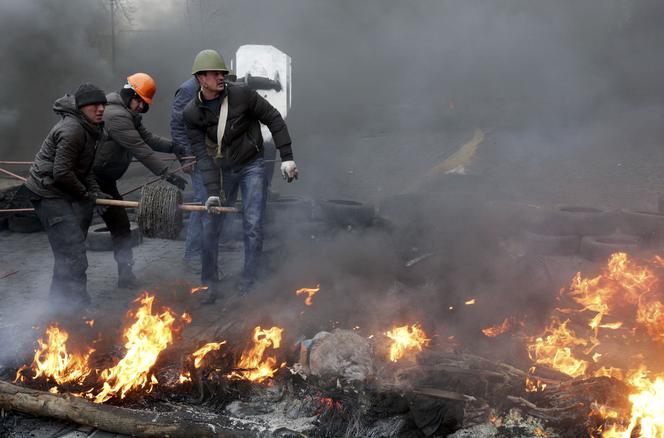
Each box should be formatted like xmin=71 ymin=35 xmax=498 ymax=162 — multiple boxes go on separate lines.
xmin=93 ymin=72 xmax=187 ymax=288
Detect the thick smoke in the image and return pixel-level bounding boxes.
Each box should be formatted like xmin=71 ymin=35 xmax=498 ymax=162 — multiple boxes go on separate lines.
xmin=3 ymin=0 xmax=664 ymax=367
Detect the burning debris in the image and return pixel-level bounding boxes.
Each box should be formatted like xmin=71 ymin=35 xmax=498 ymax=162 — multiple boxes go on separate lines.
xmin=385 ymin=323 xmax=430 ymax=363
xmin=296 ymin=284 xmax=320 ymax=306
xmin=229 ymin=326 xmax=284 ymax=382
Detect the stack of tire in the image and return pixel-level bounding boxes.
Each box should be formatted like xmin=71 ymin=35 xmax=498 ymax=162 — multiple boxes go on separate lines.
xmin=523 ymin=205 xmax=641 ymax=262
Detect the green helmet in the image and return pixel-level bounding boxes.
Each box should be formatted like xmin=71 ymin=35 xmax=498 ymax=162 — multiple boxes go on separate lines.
xmin=191 ymin=49 xmax=229 ymax=75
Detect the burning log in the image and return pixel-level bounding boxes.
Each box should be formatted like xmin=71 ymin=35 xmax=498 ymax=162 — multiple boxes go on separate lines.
xmin=0 ymin=380 xmax=251 ymax=437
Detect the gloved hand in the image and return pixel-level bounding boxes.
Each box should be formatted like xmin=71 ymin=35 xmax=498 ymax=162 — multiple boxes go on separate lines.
xmin=205 ymin=196 xmax=221 ymax=214
xmin=89 ymin=191 xmax=113 ymax=216
xmin=165 ymin=173 xmax=187 ymax=190
xmin=280 ymin=160 xmax=298 ymax=183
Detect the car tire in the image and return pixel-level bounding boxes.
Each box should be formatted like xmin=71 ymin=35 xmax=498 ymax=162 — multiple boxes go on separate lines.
xmin=86 ymin=221 xmax=142 ymax=252
xmin=320 ymin=199 xmax=375 ymax=228
xmin=619 ymin=210 xmax=664 ymax=242
xmin=579 ymin=235 xmax=641 ymax=262
xmin=267 ymin=196 xmax=311 ymax=224
xmin=530 ymin=205 xmax=617 ymax=236
xmin=522 ymin=231 xmax=580 ymax=256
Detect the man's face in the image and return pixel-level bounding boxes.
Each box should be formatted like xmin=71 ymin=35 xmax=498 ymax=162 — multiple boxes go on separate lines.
xmin=129 ymin=98 xmax=147 ymax=113
xmin=197 ymin=71 xmax=226 ymax=93
xmin=80 ymin=103 xmax=105 ymax=124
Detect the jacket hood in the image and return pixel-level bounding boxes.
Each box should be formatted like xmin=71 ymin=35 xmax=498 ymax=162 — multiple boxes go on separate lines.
xmin=106 ymin=91 xmax=126 ymax=107
xmin=53 ymin=94 xmax=104 ymax=137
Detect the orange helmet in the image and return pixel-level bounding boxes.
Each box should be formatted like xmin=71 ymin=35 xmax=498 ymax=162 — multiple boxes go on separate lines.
xmin=126 ymin=73 xmax=156 ymax=104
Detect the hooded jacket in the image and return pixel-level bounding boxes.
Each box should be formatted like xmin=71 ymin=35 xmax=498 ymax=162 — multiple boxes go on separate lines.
xmin=93 ymin=91 xmax=174 ymax=181
xmin=25 ymin=95 xmax=103 ymax=199
xmin=183 ymin=82 xmax=292 ymax=196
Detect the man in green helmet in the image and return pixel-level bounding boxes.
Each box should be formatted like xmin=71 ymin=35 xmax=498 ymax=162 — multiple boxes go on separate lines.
xmin=183 ymin=49 xmax=297 ymax=302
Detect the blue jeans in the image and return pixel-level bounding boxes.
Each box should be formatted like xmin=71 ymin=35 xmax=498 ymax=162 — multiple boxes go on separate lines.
xmin=184 ymin=169 xmax=207 ymax=260
xmin=201 ymin=158 xmax=267 ymax=285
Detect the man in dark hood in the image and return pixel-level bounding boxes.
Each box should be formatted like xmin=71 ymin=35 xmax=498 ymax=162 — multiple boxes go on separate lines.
xmin=24 ymin=83 xmax=109 ymax=311
xmin=93 ymin=73 xmax=187 ymax=288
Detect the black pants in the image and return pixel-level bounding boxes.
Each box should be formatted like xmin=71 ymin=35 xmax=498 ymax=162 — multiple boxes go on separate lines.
xmin=96 ymin=177 xmax=133 ymax=267
xmin=31 ymin=196 xmax=94 ymax=307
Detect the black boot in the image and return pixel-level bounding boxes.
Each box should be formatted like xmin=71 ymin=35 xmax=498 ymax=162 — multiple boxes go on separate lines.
xmin=117 ymin=263 xmax=138 ymax=289
xmin=200 ymin=282 xmax=220 ymax=305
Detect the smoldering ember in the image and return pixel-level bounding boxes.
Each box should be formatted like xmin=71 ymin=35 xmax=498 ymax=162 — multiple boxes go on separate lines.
xmin=4 ymin=2 xmax=664 ymax=438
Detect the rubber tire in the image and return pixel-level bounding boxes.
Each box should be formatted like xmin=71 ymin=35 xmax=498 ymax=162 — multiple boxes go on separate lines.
xmin=86 ymin=221 xmax=142 ymax=252
xmin=8 ymin=213 xmax=43 ymax=233
xmin=266 ymin=196 xmax=312 ymax=224
xmin=580 ymin=235 xmax=640 ymax=262
xmin=619 ymin=210 xmax=664 ymax=240
xmin=530 ymin=205 xmax=617 ymax=236
xmin=522 ymin=231 xmax=580 ymax=256
xmin=320 ymin=199 xmax=375 ymax=228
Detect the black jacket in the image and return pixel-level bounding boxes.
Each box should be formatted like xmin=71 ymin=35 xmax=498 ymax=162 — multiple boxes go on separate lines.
xmin=25 ymin=95 xmax=103 ymax=199
xmin=183 ymin=83 xmax=292 ymax=195
xmin=93 ymin=92 xmax=174 ymax=181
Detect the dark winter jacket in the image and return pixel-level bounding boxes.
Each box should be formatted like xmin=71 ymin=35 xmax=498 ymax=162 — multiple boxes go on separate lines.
xmin=93 ymin=92 xmax=174 ymax=181
xmin=183 ymin=82 xmax=292 ymax=196
xmin=170 ymin=77 xmax=198 ymax=156
xmin=25 ymin=95 xmax=103 ymax=199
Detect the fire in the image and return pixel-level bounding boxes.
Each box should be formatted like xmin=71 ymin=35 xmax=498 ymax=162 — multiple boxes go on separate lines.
xmin=190 ymin=285 xmax=208 ymax=294
xmin=482 ymin=317 xmax=521 ymax=337
xmin=527 ymin=318 xmax=589 ymax=378
xmin=385 ymin=324 xmax=430 ymax=362
xmin=181 ymin=312 xmax=192 ymax=324
xmin=191 ymin=341 xmax=226 ymax=368
xmin=85 ymin=320 xmax=94 ymax=328
xmin=22 ymin=324 xmax=94 ymax=386
xmin=525 ymin=252 xmax=664 ymax=435
xmin=465 ymin=298 xmax=476 ymax=305
xmin=230 ymin=326 xmax=283 ymax=382
xmin=179 ymin=371 xmax=192 ymax=384
xmin=296 ymin=284 xmax=320 ymax=306
xmin=94 ymin=293 xmax=178 ymax=403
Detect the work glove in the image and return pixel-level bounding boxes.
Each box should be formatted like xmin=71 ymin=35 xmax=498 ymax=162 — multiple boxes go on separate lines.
xmin=165 ymin=173 xmax=187 ymax=190
xmin=89 ymin=191 xmax=113 ymax=217
xmin=280 ymin=160 xmax=298 ymax=183
xmin=205 ymin=196 xmax=221 ymax=214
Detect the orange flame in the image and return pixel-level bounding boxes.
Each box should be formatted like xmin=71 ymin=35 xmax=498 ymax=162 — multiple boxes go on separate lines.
xmin=191 ymin=341 xmax=226 ymax=368
xmin=85 ymin=320 xmax=94 ymax=328
xmin=482 ymin=317 xmax=521 ymax=337
xmin=23 ymin=324 xmax=94 ymax=386
xmin=229 ymin=326 xmax=283 ymax=382
xmin=190 ymin=285 xmax=208 ymax=294
xmin=181 ymin=313 xmax=192 ymax=324
xmin=385 ymin=324 xmax=430 ymax=362
xmin=465 ymin=298 xmax=476 ymax=305
xmin=93 ymin=293 xmax=178 ymax=403
xmin=527 ymin=318 xmax=589 ymax=378
xmin=178 ymin=371 xmax=192 ymax=384
xmin=296 ymin=284 xmax=320 ymax=306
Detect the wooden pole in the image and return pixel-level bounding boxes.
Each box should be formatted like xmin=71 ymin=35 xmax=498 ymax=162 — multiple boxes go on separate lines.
xmin=0 ymin=167 xmax=27 ymax=182
xmin=0 ymin=380 xmax=249 ymax=437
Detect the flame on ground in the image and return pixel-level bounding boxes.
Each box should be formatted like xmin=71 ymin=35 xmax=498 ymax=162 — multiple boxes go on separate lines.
xmin=296 ymin=284 xmax=320 ymax=306
xmin=229 ymin=326 xmax=283 ymax=382
xmin=191 ymin=341 xmax=226 ymax=368
xmin=385 ymin=324 xmax=430 ymax=362
xmin=525 ymin=252 xmax=664 ymax=436
xmin=190 ymin=286 xmax=208 ymax=294
xmin=93 ymin=293 xmax=179 ymax=403
xmin=482 ymin=317 xmax=522 ymax=337
xmin=16 ymin=324 xmax=94 ymax=386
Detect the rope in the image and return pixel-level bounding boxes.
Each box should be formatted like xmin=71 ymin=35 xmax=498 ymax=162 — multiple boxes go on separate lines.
xmin=137 ymin=182 xmax=183 ymax=239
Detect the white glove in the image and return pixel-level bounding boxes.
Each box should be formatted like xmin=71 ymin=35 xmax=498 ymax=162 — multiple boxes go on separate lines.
xmin=280 ymin=160 xmax=298 ymax=183
xmin=204 ymin=196 xmax=221 ymax=214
